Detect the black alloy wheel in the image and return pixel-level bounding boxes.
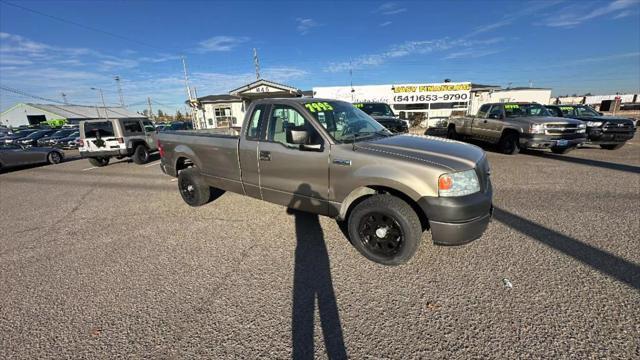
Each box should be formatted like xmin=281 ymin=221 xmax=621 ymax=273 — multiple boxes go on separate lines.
xmin=358 ymin=212 xmax=404 ymax=257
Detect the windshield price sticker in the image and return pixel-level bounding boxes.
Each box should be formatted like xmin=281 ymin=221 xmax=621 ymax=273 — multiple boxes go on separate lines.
xmin=504 ymin=104 xmax=520 ymax=109
xmin=560 ymin=106 xmax=574 ymax=111
xmin=305 ymin=102 xmax=333 ymax=112
xmin=354 ymin=103 xmax=364 ymax=108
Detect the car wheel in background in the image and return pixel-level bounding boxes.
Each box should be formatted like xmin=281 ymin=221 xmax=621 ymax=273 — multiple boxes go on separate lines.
xmin=178 ymin=167 xmax=212 ymax=207
xmin=347 ymin=194 xmax=422 ymax=266
xmin=551 ymin=146 xmax=574 ymax=154
xmin=132 ymin=145 xmax=150 ymax=164
xmin=47 ymin=151 xmax=62 ymax=164
xmin=498 ymin=132 xmax=520 ymax=155
xmin=88 ymin=157 xmax=110 ymax=167
xmin=600 ymin=144 xmax=624 ymax=150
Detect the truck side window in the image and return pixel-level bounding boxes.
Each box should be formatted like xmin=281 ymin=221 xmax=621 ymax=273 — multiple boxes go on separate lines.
xmin=488 ymin=106 xmax=503 ymax=119
xmin=547 ymin=107 xmax=562 ymax=117
xmin=268 ymin=105 xmax=320 ymax=147
xmin=477 ymin=104 xmax=491 ymax=118
xmin=246 ymin=105 xmax=265 ymax=140
xmin=142 ymin=120 xmax=155 ymax=132
xmin=122 ymin=119 xmax=143 ymax=135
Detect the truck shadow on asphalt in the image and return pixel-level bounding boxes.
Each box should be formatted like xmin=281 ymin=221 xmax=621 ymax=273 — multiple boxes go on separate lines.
xmin=287 ymin=185 xmax=348 ymax=359
xmin=493 ymin=207 xmax=640 ymax=290
xmin=522 ymin=151 xmax=640 ymax=174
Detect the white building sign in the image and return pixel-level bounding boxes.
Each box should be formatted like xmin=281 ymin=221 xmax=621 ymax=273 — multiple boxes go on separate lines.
xmin=313 ymin=82 xmax=471 ymax=105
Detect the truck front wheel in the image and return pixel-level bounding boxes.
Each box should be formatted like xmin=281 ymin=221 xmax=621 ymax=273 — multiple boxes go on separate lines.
xmin=132 ymin=144 xmax=150 ymax=164
xmin=499 ymin=132 xmax=520 ymax=155
xmin=347 ymin=195 xmax=422 ymax=266
xmin=178 ymin=167 xmax=212 ymax=207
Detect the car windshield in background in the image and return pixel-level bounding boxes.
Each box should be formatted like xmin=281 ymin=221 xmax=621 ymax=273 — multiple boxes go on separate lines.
xmin=51 ymin=130 xmax=75 ymax=138
xmin=84 ymin=121 xmax=114 ymax=138
xmin=305 ymin=101 xmax=389 ymax=142
xmin=355 ymin=103 xmax=395 ymax=117
xmin=24 ymin=130 xmax=49 ymax=139
xmin=574 ymin=106 xmax=600 ymax=117
xmin=504 ymin=103 xmax=549 ymax=117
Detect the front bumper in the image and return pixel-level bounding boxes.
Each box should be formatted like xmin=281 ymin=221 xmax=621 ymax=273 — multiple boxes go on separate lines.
xmin=418 ymin=186 xmax=493 ymax=245
xmin=586 ymin=128 xmax=635 ymax=144
xmin=79 ymin=149 xmax=128 ymax=158
xmin=520 ymin=134 xmax=586 ymax=149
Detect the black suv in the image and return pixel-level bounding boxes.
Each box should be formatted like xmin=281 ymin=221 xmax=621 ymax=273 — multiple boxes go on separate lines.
xmin=354 ymin=102 xmax=409 ymax=133
xmin=545 ymin=104 xmax=636 ymax=150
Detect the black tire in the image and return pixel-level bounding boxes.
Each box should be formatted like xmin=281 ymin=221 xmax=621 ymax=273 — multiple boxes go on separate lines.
xmin=47 ymin=151 xmax=62 ymax=164
xmin=88 ymin=157 xmax=110 ymax=167
xmin=498 ymin=132 xmax=520 ymax=155
xmin=347 ymin=195 xmax=422 ymax=266
xmin=600 ymin=144 xmax=624 ymax=150
xmin=178 ymin=167 xmax=212 ymax=207
xmin=132 ymin=144 xmax=150 ymax=164
xmin=446 ymin=126 xmax=458 ymax=140
xmin=551 ymin=146 xmax=574 ymax=154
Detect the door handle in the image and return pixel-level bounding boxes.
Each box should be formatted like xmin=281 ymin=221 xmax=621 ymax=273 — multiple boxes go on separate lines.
xmin=483 ymin=120 xmax=488 ymax=123
xmin=259 ymin=150 xmax=271 ymax=161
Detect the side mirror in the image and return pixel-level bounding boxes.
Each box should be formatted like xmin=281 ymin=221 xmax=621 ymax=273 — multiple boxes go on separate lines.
xmin=301 ymin=144 xmax=322 ymax=151
xmin=286 ymin=128 xmax=309 ymax=145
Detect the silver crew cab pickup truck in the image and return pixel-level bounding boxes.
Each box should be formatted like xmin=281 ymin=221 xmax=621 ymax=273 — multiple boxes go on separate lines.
xmin=159 ymin=98 xmax=492 ymax=265
xmin=448 ymin=102 xmax=587 ymax=154
xmin=79 ymin=118 xmax=158 ymax=166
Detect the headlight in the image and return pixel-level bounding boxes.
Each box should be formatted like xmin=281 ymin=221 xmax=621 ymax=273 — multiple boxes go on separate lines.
xmin=577 ymin=129 xmax=585 ymax=133
xmin=529 ymin=124 xmax=545 ymax=134
xmin=577 ymin=123 xmax=586 ymax=128
xmin=438 ymin=169 xmax=480 ymax=197
xmin=586 ymin=121 xmax=602 ymax=127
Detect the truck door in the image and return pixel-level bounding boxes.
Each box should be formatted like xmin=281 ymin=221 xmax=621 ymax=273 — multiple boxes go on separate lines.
xmin=238 ymin=104 xmax=267 ymax=200
xmin=485 ymin=105 xmax=506 ymax=143
xmin=471 ymin=104 xmax=492 ymax=140
xmin=142 ymin=119 xmax=157 ymax=150
xmin=257 ymin=103 xmax=330 ymax=215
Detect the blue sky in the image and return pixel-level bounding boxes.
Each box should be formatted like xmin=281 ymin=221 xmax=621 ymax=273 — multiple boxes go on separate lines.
xmin=1 ymin=0 xmax=639 ymax=114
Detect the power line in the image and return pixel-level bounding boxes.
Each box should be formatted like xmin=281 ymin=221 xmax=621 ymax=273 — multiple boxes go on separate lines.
xmin=0 ymin=0 xmax=171 ymax=53
xmin=1 ymin=85 xmax=70 ymax=105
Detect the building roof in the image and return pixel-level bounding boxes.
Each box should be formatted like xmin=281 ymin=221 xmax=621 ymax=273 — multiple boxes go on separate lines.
xmin=229 ymin=78 xmax=301 ymax=95
xmin=196 ymin=94 xmax=242 ymax=103
xmin=470 ymin=83 xmax=501 ymax=90
xmin=24 ymin=103 xmax=145 ymax=119
xmin=498 ymin=87 xmax=552 ymax=91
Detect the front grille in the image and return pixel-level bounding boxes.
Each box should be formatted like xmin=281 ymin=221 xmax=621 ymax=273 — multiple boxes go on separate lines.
xmin=544 ymin=122 xmax=580 ymax=135
xmin=602 ymin=123 xmax=634 ymax=133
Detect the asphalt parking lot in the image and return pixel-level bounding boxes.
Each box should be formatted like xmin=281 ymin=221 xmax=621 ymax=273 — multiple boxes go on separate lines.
xmin=1 ymin=139 xmax=639 ymax=359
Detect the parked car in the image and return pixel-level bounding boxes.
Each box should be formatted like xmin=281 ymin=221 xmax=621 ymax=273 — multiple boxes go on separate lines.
xmin=79 ymin=118 xmax=158 ymax=166
xmin=163 ymin=121 xmax=194 ymax=131
xmin=37 ymin=129 xmax=77 ymax=147
xmin=354 ymin=102 xmax=409 ymax=133
xmin=545 ymin=104 xmax=636 ymax=150
xmin=158 ymin=98 xmax=492 ymax=266
xmin=0 ymin=129 xmax=39 ymax=144
xmin=53 ymin=132 xmax=80 ymax=149
xmin=15 ymin=129 xmax=58 ymax=148
xmin=448 ymin=102 xmax=587 ymax=154
xmin=0 ymin=143 xmax=64 ymax=170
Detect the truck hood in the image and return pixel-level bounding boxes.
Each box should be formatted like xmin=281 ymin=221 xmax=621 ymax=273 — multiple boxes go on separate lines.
xmin=357 ymin=134 xmax=485 ymax=172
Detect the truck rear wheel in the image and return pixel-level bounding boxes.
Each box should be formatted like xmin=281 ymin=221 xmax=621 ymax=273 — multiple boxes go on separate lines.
xmin=600 ymin=144 xmax=624 ymax=150
xmin=88 ymin=157 xmax=110 ymax=167
xmin=132 ymin=144 xmax=150 ymax=164
xmin=499 ymin=132 xmax=520 ymax=155
xmin=178 ymin=167 xmax=212 ymax=207
xmin=347 ymin=195 xmax=422 ymax=266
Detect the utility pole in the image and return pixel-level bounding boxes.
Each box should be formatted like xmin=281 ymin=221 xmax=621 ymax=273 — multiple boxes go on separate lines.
xmin=60 ymin=92 xmax=68 ymax=104
xmin=91 ymin=87 xmax=109 ymax=120
xmin=147 ymin=97 xmax=153 ymax=120
xmin=253 ymin=48 xmax=260 ymax=80
xmin=114 ymin=75 xmax=125 ymax=107
xmin=182 ymin=56 xmax=193 ymax=101
xmin=349 ymin=59 xmax=354 ymax=102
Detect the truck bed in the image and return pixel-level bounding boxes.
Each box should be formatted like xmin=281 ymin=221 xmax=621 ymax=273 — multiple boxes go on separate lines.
xmin=158 ymin=129 xmax=242 ymax=192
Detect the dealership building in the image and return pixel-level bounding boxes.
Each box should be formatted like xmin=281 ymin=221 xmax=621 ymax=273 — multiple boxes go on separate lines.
xmin=0 ymin=103 xmax=145 ymax=128
xmin=189 ymin=79 xmax=554 ymax=129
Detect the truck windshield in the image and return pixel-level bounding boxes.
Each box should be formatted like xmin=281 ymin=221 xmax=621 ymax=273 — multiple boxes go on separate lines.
xmin=504 ymin=103 xmax=549 ymax=118
xmin=354 ymin=103 xmax=395 ymax=117
xmin=304 ymin=101 xmax=390 ymax=142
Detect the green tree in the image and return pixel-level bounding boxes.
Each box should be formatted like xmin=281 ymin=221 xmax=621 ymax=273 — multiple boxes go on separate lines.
xmin=157 ymin=109 xmax=164 ymax=118
xmin=176 ymin=110 xmax=184 ymax=120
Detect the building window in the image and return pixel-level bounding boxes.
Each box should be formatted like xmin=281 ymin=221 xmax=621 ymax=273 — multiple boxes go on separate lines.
xmin=208 ymin=118 xmax=214 ymax=126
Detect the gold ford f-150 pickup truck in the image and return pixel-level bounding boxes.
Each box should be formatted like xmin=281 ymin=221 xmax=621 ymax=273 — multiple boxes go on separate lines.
xmin=158 ymin=98 xmax=493 ymax=265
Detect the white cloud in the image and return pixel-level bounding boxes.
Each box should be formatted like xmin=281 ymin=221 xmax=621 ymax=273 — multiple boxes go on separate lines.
xmin=375 ymin=2 xmax=407 ymax=15
xmin=296 ymin=18 xmax=319 ymax=35
xmin=443 ymin=48 xmax=502 ymax=60
xmin=196 ymin=36 xmax=249 ymax=52
xmin=326 ymin=37 xmax=504 ymax=72
xmin=379 ymin=21 xmax=393 ymax=27
xmin=540 ymin=0 xmax=639 ymax=27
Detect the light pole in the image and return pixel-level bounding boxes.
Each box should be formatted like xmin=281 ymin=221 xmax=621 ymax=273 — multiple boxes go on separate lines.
xmin=90 ymin=87 xmax=109 ymax=120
